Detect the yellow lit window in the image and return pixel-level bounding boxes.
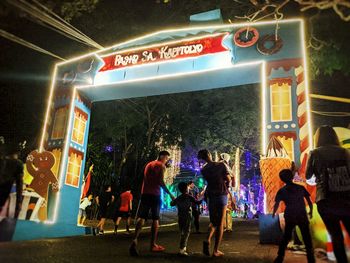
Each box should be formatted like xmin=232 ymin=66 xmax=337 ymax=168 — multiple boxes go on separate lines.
xmin=277 ymin=136 xmax=294 ymax=161
xmin=270 ymin=82 xmax=292 ymax=122
xmin=51 ymin=107 xmax=68 ymax=139
xmin=65 ymin=150 xmax=82 ymax=187
xmin=71 ymin=109 xmax=87 ymax=145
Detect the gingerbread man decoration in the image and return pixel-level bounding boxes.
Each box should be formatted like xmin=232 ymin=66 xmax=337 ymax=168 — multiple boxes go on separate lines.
xmin=26 ymin=150 xmax=59 ymax=221
xmin=26 ymin=150 xmax=59 ymax=197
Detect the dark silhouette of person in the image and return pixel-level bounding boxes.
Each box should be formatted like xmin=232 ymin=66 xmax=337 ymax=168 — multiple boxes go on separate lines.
xmin=306 ymin=125 xmax=350 ymax=263
xmin=244 ymin=203 xmax=249 ymax=219
xmin=96 ymin=185 xmax=114 ymax=235
xmin=188 ymin=181 xmax=201 ymax=233
xmin=273 ymin=169 xmax=315 ymax=263
xmin=197 ymin=149 xmax=231 ymax=257
xmin=0 ymin=143 xmax=23 ymax=218
xmin=171 ymin=181 xmax=202 ymax=256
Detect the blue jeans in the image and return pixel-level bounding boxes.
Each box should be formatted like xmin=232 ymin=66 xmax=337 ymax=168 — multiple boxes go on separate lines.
xmin=208 ymin=194 xmax=228 ymax=227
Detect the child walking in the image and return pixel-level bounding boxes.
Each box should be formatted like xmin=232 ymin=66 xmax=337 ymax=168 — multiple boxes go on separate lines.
xmin=171 ymin=182 xmax=201 ymax=256
xmin=272 ymin=169 xmax=315 ymax=263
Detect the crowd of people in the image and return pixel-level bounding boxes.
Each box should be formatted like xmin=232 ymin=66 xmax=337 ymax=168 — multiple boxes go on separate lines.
xmin=90 ymin=126 xmax=350 ymax=262
xmin=1 ymin=125 xmax=350 ymax=262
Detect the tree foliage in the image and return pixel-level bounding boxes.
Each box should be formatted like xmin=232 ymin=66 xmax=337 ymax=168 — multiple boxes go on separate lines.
xmin=87 ymin=84 xmax=260 ymax=191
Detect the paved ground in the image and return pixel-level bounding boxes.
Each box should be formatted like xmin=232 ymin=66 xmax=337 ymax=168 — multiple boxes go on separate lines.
xmin=0 ymin=215 xmax=330 ymax=263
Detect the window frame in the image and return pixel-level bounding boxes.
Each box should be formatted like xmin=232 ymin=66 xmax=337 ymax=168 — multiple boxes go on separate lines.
xmin=64 ymin=148 xmax=83 ymax=188
xmin=71 ymin=108 xmax=88 ymax=146
xmin=269 ymin=78 xmax=293 ymax=123
xmin=51 ymin=106 xmax=68 ymax=140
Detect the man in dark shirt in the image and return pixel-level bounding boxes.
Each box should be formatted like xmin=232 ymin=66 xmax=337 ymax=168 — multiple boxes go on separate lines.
xmin=129 ymin=151 xmax=175 ymax=256
xmin=96 ymin=185 xmax=114 ymax=235
xmin=272 ymin=169 xmax=315 ymax=263
xmin=0 ymin=143 xmax=23 ymax=218
xmin=197 ymin=149 xmax=230 ymax=257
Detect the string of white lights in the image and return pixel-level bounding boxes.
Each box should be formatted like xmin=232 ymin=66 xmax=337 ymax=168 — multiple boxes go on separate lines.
xmin=0 ymin=29 xmax=65 ymax=60
xmin=31 ymin=0 xmax=101 ymax=46
xmin=14 ymin=0 xmax=102 ymax=48
xmin=17 ymin=0 xmax=101 ymax=48
xmin=30 ymin=18 xmax=91 ymax=46
xmin=7 ymin=0 xmax=103 ymax=49
xmin=311 ymin=110 xmax=350 ymax=117
xmin=9 ymin=0 xmax=85 ymax=41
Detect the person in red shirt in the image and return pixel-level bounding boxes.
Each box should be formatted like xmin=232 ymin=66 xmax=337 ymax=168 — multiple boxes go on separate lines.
xmin=129 ymin=151 xmax=175 ymax=256
xmin=114 ymin=189 xmax=133 ymax=235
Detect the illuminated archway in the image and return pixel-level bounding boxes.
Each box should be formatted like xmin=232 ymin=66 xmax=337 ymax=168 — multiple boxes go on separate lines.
xmin=12 ymin=18 xmax=313 ymax=240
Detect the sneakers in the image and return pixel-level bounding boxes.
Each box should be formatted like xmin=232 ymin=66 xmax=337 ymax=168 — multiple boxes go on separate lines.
xmin=151 ymin=244 xmax=165 ymax=252
xmin=98 ymin=229 xmax=104 ymax=235
xmin=179 ymin=247 xmax=189 ymax=256
xmin=212 ymin=250 xmax=224 ymax=257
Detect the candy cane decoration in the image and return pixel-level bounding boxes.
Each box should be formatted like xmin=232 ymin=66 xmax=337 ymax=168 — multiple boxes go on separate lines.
xmin=295 ymin=66 xmax=310 ymax=167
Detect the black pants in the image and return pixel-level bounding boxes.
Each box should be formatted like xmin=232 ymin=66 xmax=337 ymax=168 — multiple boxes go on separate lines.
xmin=192 ymin=209 xmax=200 ymax=232
xmin=276 ymin=221 xmax=315 ymax=263
xmin=179 ymin=215 xmax=191 ymax=249
xmin=318 ymin=200 xmax=350 ymax=263
xmin=0 ymin=182 xmax=12 ymax=208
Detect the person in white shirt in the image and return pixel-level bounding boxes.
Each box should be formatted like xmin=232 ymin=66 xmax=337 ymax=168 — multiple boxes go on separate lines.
xmin=78 ymin=194 xmax=93 ymax=225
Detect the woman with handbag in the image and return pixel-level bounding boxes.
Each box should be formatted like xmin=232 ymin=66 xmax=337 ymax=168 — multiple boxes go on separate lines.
xmin=306 ymin=125 xmax=350 ymax=262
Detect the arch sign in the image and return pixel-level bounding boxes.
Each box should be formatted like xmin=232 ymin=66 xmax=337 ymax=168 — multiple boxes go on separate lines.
xmin=4 ymin=19 xmax=313 ymax=241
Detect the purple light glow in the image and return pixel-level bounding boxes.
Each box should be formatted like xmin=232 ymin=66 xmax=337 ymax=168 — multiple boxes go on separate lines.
xmin=105 ymin=145 xmax=113 ymax=153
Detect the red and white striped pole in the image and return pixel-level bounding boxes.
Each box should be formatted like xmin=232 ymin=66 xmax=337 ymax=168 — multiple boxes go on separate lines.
xmin=295 ymin=66 xmax=310 ymax=168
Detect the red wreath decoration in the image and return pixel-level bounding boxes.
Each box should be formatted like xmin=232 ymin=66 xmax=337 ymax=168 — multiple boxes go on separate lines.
xmin=233 ymin=27 xmax=259 ymax=48
xmin=257 ymin=34 xmax=283 ymax=55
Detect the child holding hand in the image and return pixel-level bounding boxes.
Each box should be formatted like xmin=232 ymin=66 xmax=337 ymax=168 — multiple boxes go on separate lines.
xmin=171 ymin=182 xmax=202 ymax=256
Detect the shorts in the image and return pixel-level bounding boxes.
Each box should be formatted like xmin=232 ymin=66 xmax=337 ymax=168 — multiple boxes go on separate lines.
xmin=99 ymin=203 xmax=108 ymax=218
xmin=138 ymin=194 xmax=161 ymax=220
xmin=78 ymin=208 xmax=87 ymax=218
xmin=117 ymin=211 xmax=131 ymax=218
xmin=208 ymin=194 xmax=228 ymax=227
